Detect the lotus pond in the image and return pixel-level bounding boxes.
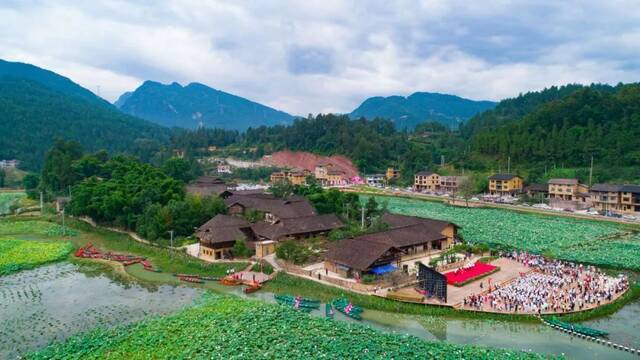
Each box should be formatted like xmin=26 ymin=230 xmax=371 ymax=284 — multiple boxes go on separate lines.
xmin=29 ymin=294 xmax=549 ymax=360
xmin=366 ymin=195 xmax=640 ymax=271
xmin=0 ymin=238 xmax=73 ymax=275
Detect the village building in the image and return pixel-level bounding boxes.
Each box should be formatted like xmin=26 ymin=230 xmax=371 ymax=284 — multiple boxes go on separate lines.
xmin=523 ymin=183 xmax=549 ymax=199
xmin=216 ymin=164 xmax=232 ymax=174
xmin=488 ymin=174 xmax=523 ymax=195
xmin=548 ymin=179 xmax=589 ymax=201
xmin=324 ymin=213 xmax=458 ymax=278
xmin=386 ymin=167 xmax=401 ymax=180
xmin=186 ymin=176 xmax=235 ymax=197
xmin=440 ymin=175 xmax=468 ymax=193
xmin=314 ymin=162 xmax=331 ymax=181
xmin=196 ymin=215 xmax=249 ymax=260
xmin=326 ymin=169 xmax=346 ymax=185
xmin=197 ymin=192 xmax=344 ymax=259
xmin=365 ymin=174 xmax=386 ymax=186
xmin=414 ymin=171 xmax=440 ymax=192
xmin=0 ymin=159 xmax=20 ymax=169
xmin=270 ymin=169 xmax=308 ymax=185
xmin=590 ymin=184 xmax=640 ymax=215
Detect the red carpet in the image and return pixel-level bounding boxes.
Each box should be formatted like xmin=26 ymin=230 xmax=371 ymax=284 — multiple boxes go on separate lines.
xmin=445 ymin=262 xmax=497 ymax=285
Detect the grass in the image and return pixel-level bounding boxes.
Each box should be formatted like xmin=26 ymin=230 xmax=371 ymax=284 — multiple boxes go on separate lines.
xmin=0 ymin=237 xmax=73 ymax=276
xmin=29 ymin=294 xmax=552 ymax=360
xmin=0 ymin=217 xmax=249 ymax=278
xmin=263 ymin=273 xmax=540 ymax=323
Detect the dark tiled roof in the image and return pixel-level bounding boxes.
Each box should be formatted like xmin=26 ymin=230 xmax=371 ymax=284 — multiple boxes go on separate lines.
xmin=381 ymin=213 xmax=458 ymax=231
xmin=186 ymin=183 xmax=229 ymax=197
xmin=325 ymin=238 xmax=399 ymax=271
xmin=548 ymin=178 xmax=579 ymax=185
xmin=325 ymin=222 xmax=447 ymax=271
xmin=592 ymin=184 xmax=640 ymax=193
xmin=489 ymin=173 xmax=519 ymax=180
xmin=196 ymin=215 xmax=249 ymax=246
xmin=416 ymin=170 xmax=436 ymax=176
xmin=224 ymin=193 xmax=316 ymax=219
xmin=250 ymin=214 xmax=344 ymax=241
xmin=524 ymin=183 xmax=548 ymax=192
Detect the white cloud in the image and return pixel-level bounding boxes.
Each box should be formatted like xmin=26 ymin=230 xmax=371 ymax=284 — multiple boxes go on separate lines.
xmin=1 ymin=0 xmax=639 ymax=115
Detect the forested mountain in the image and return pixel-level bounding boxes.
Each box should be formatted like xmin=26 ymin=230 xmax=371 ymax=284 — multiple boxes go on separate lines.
xmin=0 ymin=77 xmax=170 ymax=170
xmin=468 ymin=83 xmax=640 ymax=169
xmin=0 ymin=59 xmax=110 ymax=107
xmin=115 ymin=81 xmax=295 ymax=130
xmin=349 ymin=92 xmax=495 ymax=129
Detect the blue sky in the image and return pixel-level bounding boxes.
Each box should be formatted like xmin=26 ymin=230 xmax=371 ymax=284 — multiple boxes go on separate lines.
xmin=1 ymin=1 xmax=639 ymax=114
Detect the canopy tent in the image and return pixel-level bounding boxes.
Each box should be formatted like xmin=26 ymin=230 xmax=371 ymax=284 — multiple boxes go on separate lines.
xmin=369 ymin=264 xmax=397 ymax=275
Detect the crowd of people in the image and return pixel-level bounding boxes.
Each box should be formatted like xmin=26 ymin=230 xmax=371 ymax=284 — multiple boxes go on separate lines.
xmin=463 ymin=251 xmax=629 ymax=314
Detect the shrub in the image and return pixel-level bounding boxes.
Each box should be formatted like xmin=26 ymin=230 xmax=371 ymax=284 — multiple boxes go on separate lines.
xmin=232 ymin=239 xmax=252 ymax=258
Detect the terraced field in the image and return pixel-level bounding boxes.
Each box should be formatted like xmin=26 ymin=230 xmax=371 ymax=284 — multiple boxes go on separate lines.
xmin=367 ymin=195 xmax=640 ymax=270
xmin=30 ymin=295 xmax=550 ymax=360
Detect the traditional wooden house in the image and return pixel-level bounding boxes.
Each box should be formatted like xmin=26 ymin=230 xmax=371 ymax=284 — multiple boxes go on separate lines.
xmin=523 ymin=183 xmax=549 ymax=199
xmin=325 ymin=213 xmax=459 ymax=278
xmin=224 ymin=193 xmax=316 ymax=223
xmin=488 ymin=174 xmax=523 ymax=195
xmin=196 ymin=215 xmax=249 ymax=260
xmin=244 ymin=214 xmax=344 ymax=243
xmin=186 ymin=176 xmax=235 ymax=197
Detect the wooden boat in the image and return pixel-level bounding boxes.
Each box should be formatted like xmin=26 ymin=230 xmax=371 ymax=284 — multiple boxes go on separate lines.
xmin=199 ymin=276 xmax=220 ymax=281
xmin=179 ymin=276 xmax=204 ymax=284
xmin=546 ymin=317 xmax=608 ymax=337
xmin=325 ymin=303 xmax=334 ymax=319
xmin=331 ymin=298 xmax=363 ymax=320
xmin=244 ymin=284 xmax=262 ymax=294
xmin=274 ymin=295 xmax=320 ymax=309
xmin=174 ymin=273 xmax=201 ymax=278
xmin=122 ymin=259 xmax=140 ymax=266
xmin=220 ymin=277 xmax=243 ymax=286
xmin=143 ymin=266 xmax=161 ymax=273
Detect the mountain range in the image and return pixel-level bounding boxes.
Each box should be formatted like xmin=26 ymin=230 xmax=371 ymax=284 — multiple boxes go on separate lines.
xmin=114 ymin=81 xmax=295 ymax=130
xmin=349 ymin=92 xmax=496 ymax=129
xmin=0 ymin=59 xmax=168 ymax=170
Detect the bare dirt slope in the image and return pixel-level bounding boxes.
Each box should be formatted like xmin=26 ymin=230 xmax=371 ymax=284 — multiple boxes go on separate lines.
xmin=263 ymin=151 xmax=359 ymax=178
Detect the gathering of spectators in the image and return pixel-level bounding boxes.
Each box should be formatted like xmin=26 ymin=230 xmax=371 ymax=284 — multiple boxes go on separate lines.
xmin=463 ymin=251 xmax=629 ymax=314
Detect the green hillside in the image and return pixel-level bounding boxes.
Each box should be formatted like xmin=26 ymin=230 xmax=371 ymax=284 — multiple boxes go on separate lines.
xmin=0 ymin=77 xmax=169 ymax=170
xmin=350 ymin=92 xmax=495 ymax=129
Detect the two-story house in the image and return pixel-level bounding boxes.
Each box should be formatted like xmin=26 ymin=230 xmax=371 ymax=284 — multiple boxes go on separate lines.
xmin=591 ymin=184 xmax=640 ymax=215
xmin=488 ymin=174 xmax=523 ymax=195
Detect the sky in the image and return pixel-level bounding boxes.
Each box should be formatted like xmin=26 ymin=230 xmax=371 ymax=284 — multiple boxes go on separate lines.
xmin=1 ymin=1 xmax=639 ymax=115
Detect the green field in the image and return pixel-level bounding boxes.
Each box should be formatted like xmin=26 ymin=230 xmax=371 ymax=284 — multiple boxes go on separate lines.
xmin=366 ymin=195 xmax=640 ymax=270
xmin=29 ymin=294 xmax=550 ymax=360
xmin=0 ymin=238 xmax=73 ymax=276
xmin=0 ymin=192 xmax=25 ymax=215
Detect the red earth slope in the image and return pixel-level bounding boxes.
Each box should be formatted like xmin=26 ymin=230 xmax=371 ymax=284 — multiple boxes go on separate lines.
xmin=263 ymin=151 xmax=359 ymax=178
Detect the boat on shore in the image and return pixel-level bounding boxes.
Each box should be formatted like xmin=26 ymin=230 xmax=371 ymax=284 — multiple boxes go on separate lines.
xmin=332 ymin=298 xmax=363 ymax=320
xmin=274 ymin=295 xmax=320 ymax=310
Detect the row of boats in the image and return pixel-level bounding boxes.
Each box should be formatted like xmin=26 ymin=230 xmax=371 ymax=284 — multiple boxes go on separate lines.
xmin=545 ymin=317 xmax=608 ymax=338
xmin=274 ymin=295 xmax=363 ymax=320
xmin=75 ymin=244 xmax=161 ymax=272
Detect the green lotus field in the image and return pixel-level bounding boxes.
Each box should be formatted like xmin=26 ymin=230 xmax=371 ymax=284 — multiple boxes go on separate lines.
xmin=29 ymin=295 xmax=551 ymax=360
xmin=367 ymin=195 xmax=640 ymax=271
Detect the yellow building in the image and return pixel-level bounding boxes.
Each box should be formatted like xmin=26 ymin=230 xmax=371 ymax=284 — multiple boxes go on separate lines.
xmin=414 ymin=171 xmax=440 ymax=191
xmin=548 ymin=178 xmax=589 ymax=201
xmin=287 ymin=170 xmax=307 ymax=185
xmin=488 ymin=174 xmax=523 ymax=195
xmin=591 ymin=184 xmax=640 ymax=214
xmin=386 ymin=167 xmax=401 ymax=180
xmin=270 ymin=171 xmax=287 ymax=184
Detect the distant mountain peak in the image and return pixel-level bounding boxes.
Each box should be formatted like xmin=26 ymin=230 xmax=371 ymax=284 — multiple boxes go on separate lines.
xmin=115 ymin=80 xmax=294 ymax=130
xmin=350 ymin=91 xmax=496 ymax=129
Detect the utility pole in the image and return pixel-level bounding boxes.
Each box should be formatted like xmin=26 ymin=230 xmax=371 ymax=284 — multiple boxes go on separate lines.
xmin=441 ymin=155 xmax=445 ymax=167
xmin=361 ymin=206 xmax=365 ymax=230
xmin=40 ymin=191 xmax=43 ymax=213
xmin=168 ymin=230 xmax=174 ymax=249
xmin=507 ymin=156 xmax=511 ymax=173
xmin=589 ymin=155 xmax=594 ymax=187
xmin=61 ymin=209 xmax=66 ymax=237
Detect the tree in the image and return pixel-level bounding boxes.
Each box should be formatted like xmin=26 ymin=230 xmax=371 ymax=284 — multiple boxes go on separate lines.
xmin=161 ymin=157 xmax=200 ymax=183
xmin=270 ymin=180 xmax=295 ymax=198
xmin=232 ymin=238 xmax=252 ymax=258
xmin=23 ymin=173 xmax=40 ymax=199
xmin=458 ymin=177 xmax=477 ymax=207
xmin=0 ymin=169 xmax=5 ymax=188
xmin=40 ymin=139 xmax=83 ymax=194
